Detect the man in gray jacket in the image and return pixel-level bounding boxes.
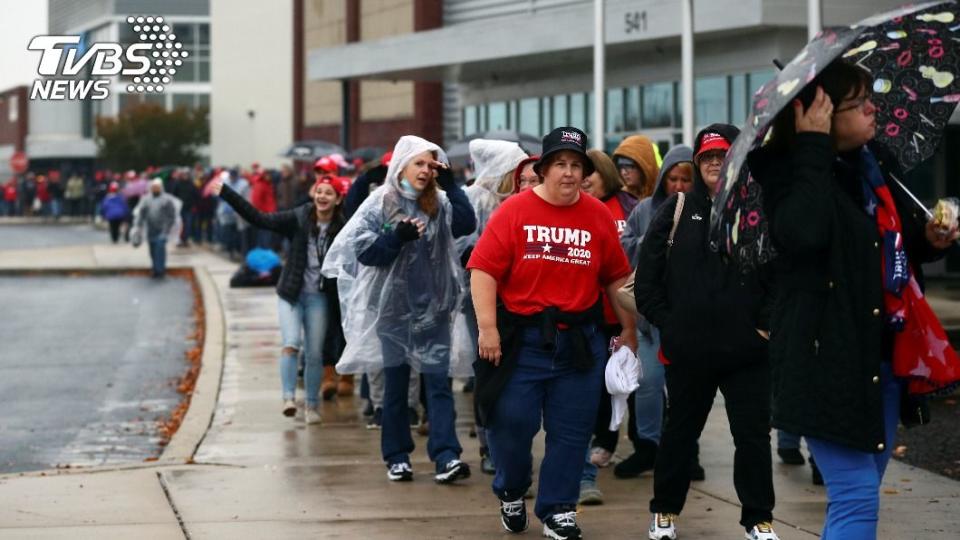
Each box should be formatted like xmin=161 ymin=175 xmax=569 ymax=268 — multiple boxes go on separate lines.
xmin=135 ymin=179 xmax=178 ymax=277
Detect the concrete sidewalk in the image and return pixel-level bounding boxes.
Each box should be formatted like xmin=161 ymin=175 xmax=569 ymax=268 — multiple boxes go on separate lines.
xmin=0 ymin=234 xmax=958 ymax=539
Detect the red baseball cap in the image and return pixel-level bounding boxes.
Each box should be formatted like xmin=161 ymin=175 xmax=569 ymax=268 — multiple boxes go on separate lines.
xmin=695 ymin=132 xmax=731 ymax=157
xmin=313 ymin=156 xmax=338 ymax=173
xmin=313 ymin=175 xmax=349 ymax=197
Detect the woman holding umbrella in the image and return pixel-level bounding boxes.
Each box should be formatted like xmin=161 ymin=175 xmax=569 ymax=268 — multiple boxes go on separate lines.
xmin=749 ymin=59 xmax=959 ymax=539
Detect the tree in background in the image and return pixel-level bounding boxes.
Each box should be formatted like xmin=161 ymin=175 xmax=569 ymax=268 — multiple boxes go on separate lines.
xmin=96 ymin=104 xmax=209 ymax=171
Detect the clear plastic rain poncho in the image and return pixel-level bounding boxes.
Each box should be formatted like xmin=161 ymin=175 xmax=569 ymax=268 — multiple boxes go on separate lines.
xmin=322 ymin=135 xmax=471 ymax=376
xmin=454 ymin=139 xmax=528 ymax=256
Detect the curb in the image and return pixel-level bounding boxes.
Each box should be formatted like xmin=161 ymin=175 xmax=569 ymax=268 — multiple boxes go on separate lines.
xmin=159 ymin=264 xmax=226 ymax=464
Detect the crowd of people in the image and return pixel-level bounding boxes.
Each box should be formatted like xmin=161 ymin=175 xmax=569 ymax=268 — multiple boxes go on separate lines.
xmin=16 ymin=56 xmax=957 ymax=540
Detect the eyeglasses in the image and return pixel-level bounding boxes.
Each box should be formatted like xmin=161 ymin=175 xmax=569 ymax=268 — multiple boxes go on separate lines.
xmin=835 ymin=94 xmax=872 ymax=114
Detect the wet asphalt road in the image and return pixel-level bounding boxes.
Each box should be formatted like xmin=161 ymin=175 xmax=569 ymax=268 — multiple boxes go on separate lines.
xmin=0 ymin=232 xmax=195 ymax=472
xmin=0 ymin=223 xmax=108 ymax=250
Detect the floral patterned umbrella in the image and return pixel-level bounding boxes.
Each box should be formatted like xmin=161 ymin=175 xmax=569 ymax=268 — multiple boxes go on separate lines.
xmin=711 ymin=0 xmax=960 ymax=271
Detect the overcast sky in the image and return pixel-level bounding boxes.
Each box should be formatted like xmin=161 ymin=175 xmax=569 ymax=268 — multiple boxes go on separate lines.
xmin=0 ymin=0 xmax=49 ymax=92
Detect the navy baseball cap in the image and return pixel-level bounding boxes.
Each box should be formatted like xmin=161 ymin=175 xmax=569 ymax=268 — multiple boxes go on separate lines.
xmin=533 ymin=127 xmax=595 ymax=176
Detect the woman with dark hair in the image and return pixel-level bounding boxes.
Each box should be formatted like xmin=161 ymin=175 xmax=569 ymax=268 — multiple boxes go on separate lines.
xmin=323 ymin=135 xmax=477 ymax=485
xmin=211 ymin=170 xmax=349 ymax=424
xmin=469 ymin=127 xmax=636 ymax=539
xmin=636 ymin=124 xmax=778 ymax=540
xmin=749 ymin=59 xmax=957 ymax=539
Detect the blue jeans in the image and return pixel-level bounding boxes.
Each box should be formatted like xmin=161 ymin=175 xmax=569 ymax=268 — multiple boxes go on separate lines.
xmin=277 ymin=292 xmax=329 ymax=407
xmin=635 ymin=328 xmax=666 ymax=442
xmin=148 ymin=237 xmax=167 ymax=276
xmin=487 ymin=325 xmax=606 ymax=520
xmin=778 ymin=430 xmax=802 ymax=450
xmin=379 ymin=323 xmax=461 ymax=470
xmin=582 ymin=329 xmax=665 ymax=487
xmin=806 ymin=362 xmax=900 ymax=540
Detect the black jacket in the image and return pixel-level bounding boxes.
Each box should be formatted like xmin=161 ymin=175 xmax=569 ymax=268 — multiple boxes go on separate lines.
xmin=171 ymin=179 xmax=200 ymax=211
xmin=220 ymin=185 xmax=344 ymax=304
xmin=749 ymin=132 xmax=944 ymax=453
xmin=633 ymin=126 xmax=769 ymax=367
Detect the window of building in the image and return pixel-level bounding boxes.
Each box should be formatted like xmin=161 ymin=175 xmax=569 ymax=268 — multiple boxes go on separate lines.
xmin=198 ymin=93 xmax=209 ymax=110
xmin=8 ymin=95 xmax=17 ymax=122
xmin=552 ymin=95 xmax=568 ymax=128
xmin=518 ymin=98 xmax=540 ymax=136
xmin=173 ymin=93 xmax=196 ymax=110
xmin=643 ymin=82 xmax=673 ymax=128
xmin=488 ymin=101 xmax=508 ymax=131
xmin=696 ymin=76 xmax=728 ymax=126
xmin=170 ymin=23 xmax=210 ymax=84
xmin=463 ymin=106 xmax=478 ymax=137
xmin=625 ymin=87 xmax=640 ymax=131
xmin=730 ymin=74 xmax=747 ymax=126
xmin=569 ymin=93 xmax=587 ymax=132
xmin=606 ymin=88 xmax=624 ymax=133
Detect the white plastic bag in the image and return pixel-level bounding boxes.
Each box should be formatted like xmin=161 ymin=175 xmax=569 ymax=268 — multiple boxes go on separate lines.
xmin=604 ymin=346 xmax=642 ymax=431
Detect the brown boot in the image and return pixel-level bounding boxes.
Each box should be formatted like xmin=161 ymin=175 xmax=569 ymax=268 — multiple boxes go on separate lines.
xmin=321 ymin=366 xmax=337 ymax=401
xmin=337 ymin=374 xmax=355 ymax=396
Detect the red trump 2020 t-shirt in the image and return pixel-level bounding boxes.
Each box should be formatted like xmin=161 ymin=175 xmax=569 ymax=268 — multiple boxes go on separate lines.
xmin=467 ymin=189 xmax=632 ymax=316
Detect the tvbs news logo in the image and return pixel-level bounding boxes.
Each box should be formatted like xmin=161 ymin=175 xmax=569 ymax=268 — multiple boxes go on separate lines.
xmin=28 ymin=15 xmax=186 ymax=101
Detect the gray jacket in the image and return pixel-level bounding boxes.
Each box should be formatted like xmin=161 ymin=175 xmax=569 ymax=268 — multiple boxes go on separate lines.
xmin=137 ymin=192 xmax=178 ymax=240
xmin=621 ymin=145 xmax=694 ymax=268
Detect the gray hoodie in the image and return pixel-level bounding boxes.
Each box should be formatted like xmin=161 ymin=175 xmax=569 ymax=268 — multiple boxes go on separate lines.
xmin=620 ymin=145 xmax=694 ymax=268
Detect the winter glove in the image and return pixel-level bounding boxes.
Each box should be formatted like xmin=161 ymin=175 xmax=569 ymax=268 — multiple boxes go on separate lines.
xmin=395 ymin=220 xmax=421 ymax=243
xmin=436 ymin=167 xmax=457 ymax=191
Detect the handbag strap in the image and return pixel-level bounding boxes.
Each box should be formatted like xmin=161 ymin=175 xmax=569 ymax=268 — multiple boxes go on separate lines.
xmin=666 ymin=192 xmax=685 ymax=254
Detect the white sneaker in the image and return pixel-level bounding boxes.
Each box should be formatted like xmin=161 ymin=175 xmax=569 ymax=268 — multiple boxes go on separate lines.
xmin=648 ymin=513 xmax=678 ymax=540
xmin=282 ymin=399 xmax=296 ymax=417
xmin=304 ymin=407 xmax=322 ymax=425
xmin=745 ymin=522 xmax=780 ymax=540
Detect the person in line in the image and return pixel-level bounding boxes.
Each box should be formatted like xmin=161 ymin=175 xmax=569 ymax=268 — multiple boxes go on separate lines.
xmin=171 ymin=169 xmax=200 ymax=248
xmin=456 ymin=139 xmax=529 ymax=476
xmin=323 ymin=135 xmax=476 ymax=484
xmin=469 ymin=127 xmax=636 ymax=540
xmin=101 ymin=181 xmax=130 ymax=244
xmin=513 ymin=155 xmax=541 ymax=193
xmin=212 ymin=170 xmax=348 ymax=424
xmin=216 ymin=170 xmax=250 ymax=260
xmin=133 ymin=179 xmax=179 ymax=278
xmin=613 ymin=135 xmax=660 ymax=201
xmin=749 ymin=59 xmax=958 ymax=540
xmin=614 ymin=146 xmax=696 ymax=481
xmin=578 ymin=148 xmax=638 ymax=505
xmin=636 ymin=125 xmax=779 ymax=540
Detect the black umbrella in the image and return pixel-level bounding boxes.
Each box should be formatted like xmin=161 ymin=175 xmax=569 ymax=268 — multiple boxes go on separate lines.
xmin=712 ymin=0 xmax=960 ymax=270
xmin=446 ymin=130 xmax=541 ymax=168
xmin=280 ymin=140 xmax=346 ymax=162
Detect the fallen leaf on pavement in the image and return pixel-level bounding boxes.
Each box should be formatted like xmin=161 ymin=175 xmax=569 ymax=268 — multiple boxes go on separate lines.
xmin=883 ymin=488 xmax=899 ymax=494
xmin=893 ymin=445 xmax=908 ymax=458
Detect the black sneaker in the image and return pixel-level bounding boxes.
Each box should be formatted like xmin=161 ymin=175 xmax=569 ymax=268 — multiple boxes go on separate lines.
xmin=543 ymin=511 xmax=581 ymax=540
xmin=463 ymin=377 xmax=475 ymax=393
xmin=366 ymin=408 xmax=382 ymax=430
xmin=408 ymin=406 xmax=420 ymax=427
xmin=777 ymin=447 xmax=806 ymax=465
xmin=386 ymin=462 xmax=413 ymax=482
xmin=614 ymin=443 xmax=657 ymax=479
xmin=499 ymin=498 xmax=528 ymax=533
xmin=435 ymin=459 xmax=471 ymax=484
xmin=362 ymin=399 xmax=374 ymax=417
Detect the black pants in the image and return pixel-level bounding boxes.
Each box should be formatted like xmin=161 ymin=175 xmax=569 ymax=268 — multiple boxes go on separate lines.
xmin=108 ymin=219 xmax=123 ymax=243
xmin=650 ymin=358 xmax=774 ymax=530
